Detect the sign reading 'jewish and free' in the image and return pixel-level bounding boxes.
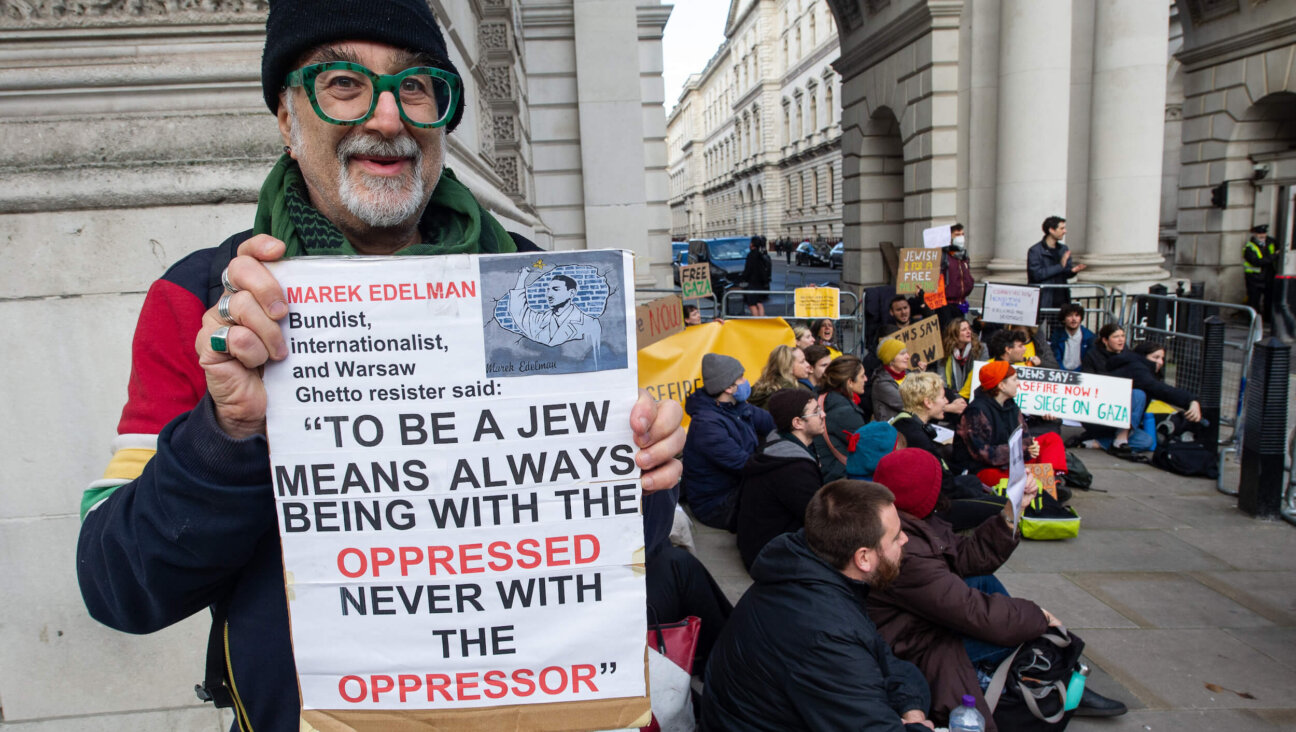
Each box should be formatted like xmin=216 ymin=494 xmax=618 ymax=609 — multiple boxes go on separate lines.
xmin=263 ymin=252 xmax=647 ymax=727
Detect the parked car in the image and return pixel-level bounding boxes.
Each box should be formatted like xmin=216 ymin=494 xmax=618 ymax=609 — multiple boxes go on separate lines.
xmin=688 ymin=237 xmax=751 ymax=314
xmin=795 ymin=241 xmax=829 ymax=267
xmin=829 ymin=242 xmax=844 ymax=269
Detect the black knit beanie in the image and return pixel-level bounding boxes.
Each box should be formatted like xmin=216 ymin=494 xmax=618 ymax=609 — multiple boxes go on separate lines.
xmin=261 ymin=0 xmax=465 ymax=132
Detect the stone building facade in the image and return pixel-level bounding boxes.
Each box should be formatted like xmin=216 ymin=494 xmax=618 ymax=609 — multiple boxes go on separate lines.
xmin=0 ymin=1 xmax=670 ymax=728
xmin=819 ymin=0 xmax=1296 ymax=302
xmin=667 ymin=0 xmax=843 ymax=243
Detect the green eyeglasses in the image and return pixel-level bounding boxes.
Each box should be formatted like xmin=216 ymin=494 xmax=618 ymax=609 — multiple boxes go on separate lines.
xmin=284 ymin=61 xmax=461 ymax=129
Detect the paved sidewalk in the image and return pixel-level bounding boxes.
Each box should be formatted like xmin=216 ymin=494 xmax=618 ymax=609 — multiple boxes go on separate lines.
xmin=688 ymin=449 xmax=1296 ymax=731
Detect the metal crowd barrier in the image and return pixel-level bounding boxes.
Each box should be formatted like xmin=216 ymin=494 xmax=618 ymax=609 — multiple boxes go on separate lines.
xmin=721 ymin=287 xmax=864 ymax=356
xmin=637 ymin=287 xmax=721 ymax=321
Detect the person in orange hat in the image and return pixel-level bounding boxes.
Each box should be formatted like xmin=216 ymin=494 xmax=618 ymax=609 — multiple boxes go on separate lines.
xmin=950 ymin=361 xmax=1069 ymax=492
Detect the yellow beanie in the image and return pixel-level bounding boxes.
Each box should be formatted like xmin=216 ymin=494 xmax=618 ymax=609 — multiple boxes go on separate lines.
xmin=878 ymin=339 xmax=906 ymax=366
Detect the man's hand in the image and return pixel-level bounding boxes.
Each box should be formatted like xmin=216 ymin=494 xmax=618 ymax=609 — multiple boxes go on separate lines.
xmin=1073 ymin=262 xmax=1088 ymax=273
xmin=900 ymin=709 xmax=934 ymax=729
xmin=631 ymin=390 xmax=684 ymax=495
xmin=1185 ymin=400 xmax=1202 ymax=422
xmin=196 ymin=235 xmax=289 ymax=439
xmin=1041 ymin=607 xmax=1063 ymax=628
xmin=1061 ymin=250 xmax=1071 ymax=265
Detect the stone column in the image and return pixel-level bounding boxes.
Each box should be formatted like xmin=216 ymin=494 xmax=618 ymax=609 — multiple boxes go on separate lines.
xmin=988 ymin=0 xmax=1072 ymax=278
xmin=1077 ymin=0 xmax=1170 ymax=286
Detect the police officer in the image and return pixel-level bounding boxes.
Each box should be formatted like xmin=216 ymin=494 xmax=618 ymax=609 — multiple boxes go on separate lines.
xmin=1243 ymin=224 xmax=1277 ymax=319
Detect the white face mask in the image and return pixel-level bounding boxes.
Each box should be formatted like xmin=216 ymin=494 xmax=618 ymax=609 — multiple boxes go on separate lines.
xmin=952 ymin=235 xmax=966 ymax=248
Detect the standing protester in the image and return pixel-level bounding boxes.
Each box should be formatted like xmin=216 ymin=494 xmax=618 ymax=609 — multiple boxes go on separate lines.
xmin=742 ymin=235 xmax=773 ymax=317
xmin=75 ymin=4 xmax=686 ymax=728
xmin=1242 ymin=224 xmax=1277 ymax=322
xmin=682 ymin=353 xmax=775 ymax=529
xmin=736 ymin=389 xmax=826 ymax=570
xmin=1027 ymin=215 xmax=1086 ymax=310
xmin=1050 ymin=302 xmax=1095 ymax=371
xmin=937 ymin=223 xmax=975 ymax=326
xmin=813 ymin=355 xmax=871 ymax=482
xmin=703 ymin=481 xmax=934 ymax=731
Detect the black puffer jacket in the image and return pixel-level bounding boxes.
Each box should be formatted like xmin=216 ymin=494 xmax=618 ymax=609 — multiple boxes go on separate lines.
xmin=703 ymin=531 xmax=932 ymax=731
xmin=1105 ymin=351 xmax=1197 ymax=409
xmin=736 ymin=433 xmax=822 ymax=570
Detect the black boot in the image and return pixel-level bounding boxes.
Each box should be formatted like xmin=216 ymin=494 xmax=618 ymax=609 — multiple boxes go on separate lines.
xmin=1074 ymin=687 xmax=1128 ymax=717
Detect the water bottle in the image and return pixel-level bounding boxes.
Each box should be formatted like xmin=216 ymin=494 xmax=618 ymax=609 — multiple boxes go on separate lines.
xmin=949 ymin=694 xmax=985 ymax=732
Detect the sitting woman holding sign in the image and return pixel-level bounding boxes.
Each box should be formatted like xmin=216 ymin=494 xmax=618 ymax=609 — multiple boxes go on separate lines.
xmin=952 ymin=362 xmax=1069 ymax=490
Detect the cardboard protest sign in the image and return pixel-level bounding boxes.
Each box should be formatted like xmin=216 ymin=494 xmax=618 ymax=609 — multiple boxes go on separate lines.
xmin=635 ymin=295 xmax=684 ymax=349
xmin=679 ymin=263 xmax=712 ymax=299
xmin=973 ymin=361 xmax=1134 ymax=429
xmin=896 ymin=248 xmax=941 ymax=294
xmin=263 ymin=252 xmax=649 ymax=730
xmin=923 ymin=275 xmax=948 ymax=310
xmin=638 ymin=318 xmax=795 ymax=427
xmin=794 ymin=287 xmax=840 ymax=319
xmin=982 ymin=283 xmax=1041 ymax=326
xmin=922 ymin=225 xmax=952 ymax=249
xmin=891 ymin=315 xmax=943 ymax=364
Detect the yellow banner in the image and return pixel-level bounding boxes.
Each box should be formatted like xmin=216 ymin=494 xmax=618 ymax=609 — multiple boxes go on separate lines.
xmin=638 ymin=318 xmax=796 ymax=427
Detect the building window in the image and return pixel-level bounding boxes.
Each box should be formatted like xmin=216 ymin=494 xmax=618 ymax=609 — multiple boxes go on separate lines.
xmin=809 ymin=11 xmax=816 ymax=47
xmin=782 ymin=104 xmax=791 ymax=145
xmin=795 ymin=25 xmax=801 ymax=59
xmin=809 ymin=88 xmax=818 ymax=131
xmin=796 ymin=98 xmax=804 ymax=140
xmin=825 ymin=83 xmax=834 ymax=126
xmin=826 ymin=164 xmax=834 ymax=203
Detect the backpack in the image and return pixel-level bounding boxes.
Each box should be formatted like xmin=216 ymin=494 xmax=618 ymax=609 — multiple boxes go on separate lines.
xmin=1062 ymin=451 xmax=1092 ymax=489
xmin=985 ymin=627 xmax=1086 ymax=731
xmin=1151 ymin=440 xmax=1219 ymax=479
xmin=993 ymin=479 xmax=1081 ymax=540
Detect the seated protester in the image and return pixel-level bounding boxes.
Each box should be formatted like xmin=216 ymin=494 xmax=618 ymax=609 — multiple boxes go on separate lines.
xmin=877 ymin=293 xmax=933 ymax=342
xmin=871 ymin=339 xmax=928 ymax=423
xmin=643 ymin=481 xmax=734 ymax=671
xmin=802 ymin=344 xmax=833 ymax=391
xmin=811 ymin=317 xmax=843 ymax=358
xmin=703 ymin=481 xmax=935 ymax=731
xmin=750 ymin=345 xmax=811 ymax=409
xmin=793 ymin=324 xmax=815 ymax=350
xmin=845 ymin=422 xmax=905 ymax=481
xmin=1011 ymin=325 xmax=1059 ymax=369
xmin=737 ymin=389 xmax=825 ymax=570
xmin=813 ymin=355 xmax=871 ymax=482
xmin=986 ymin=328 xmax=1028 ymax=365
xmin=867 ymin=449 xmax=1127 ymax=728
xmin=890 ymin=373 xmax=1008 ymax=531
xmin=952 ymin=362 xmax=1070 ymax=494
xmin=1050 ymin=302 xmax=1095 ymax=371
xmin=937 ymin=317 xmax=987 ymax=400
xmin=1081 ymin=322 xmax=1126 ymax=375
xmin=682 ymin=354 xmax=776 ymax=529
xmin=1103 ymin=341 xmax=1203 ymax=454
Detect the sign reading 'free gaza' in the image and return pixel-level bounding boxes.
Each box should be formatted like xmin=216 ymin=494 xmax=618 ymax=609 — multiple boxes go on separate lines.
xmin=263 ymin=252 xmax=647 ymax=730
xmin=973 ymin=361 xmax=1134 ymax=429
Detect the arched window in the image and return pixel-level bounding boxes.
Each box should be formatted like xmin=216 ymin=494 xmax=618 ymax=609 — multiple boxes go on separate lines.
xmin=826 ymin=164 xmax=834 ymax=204
xmin=809 ymin=87 xmax=818 ymax=131
xmin=825 ymin=82 xmax=834 ymax=126
xmin=795 ymin=25 xmax=801 ymax=59
xmin=809 ymin=10 xmax=816 ymax=47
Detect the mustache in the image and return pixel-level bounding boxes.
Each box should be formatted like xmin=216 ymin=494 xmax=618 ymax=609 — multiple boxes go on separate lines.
xmin=337 ymin=133 xmax=421 ymax=161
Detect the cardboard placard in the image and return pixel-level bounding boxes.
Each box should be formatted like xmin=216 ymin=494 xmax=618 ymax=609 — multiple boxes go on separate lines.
xmin=923 ymin=275 xmax=948 ymax=310
xmin=973 ymin=361 xmax=1134 ymax=429
xmin=896 ymin=248 xmax=941 ymax=294
xmin=890 ymin=315 xmax=944 ymax=364
xmin=635 ymin=295 xmax=684 ymax=349
xmin=922 ymin=225 xmax=952 ymax=250
xmin=263 ymin=252 xmax=649 ymax=729
xmin=982 ymin=283 xmax=1041 ymax=326
xmin=679 ymin=263 xmax=712 ymax=299
xmin=794 ymin=287 xmax=841 ymax=319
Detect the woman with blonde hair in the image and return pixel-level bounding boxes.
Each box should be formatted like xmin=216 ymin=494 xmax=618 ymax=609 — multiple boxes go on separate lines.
xmin=749 ymin=345 xmax=810 ymax=409
xmin=792 ymin=324 xmax=815 ymax=350
xmin=936 ymin=318 xmax=985 ymax=399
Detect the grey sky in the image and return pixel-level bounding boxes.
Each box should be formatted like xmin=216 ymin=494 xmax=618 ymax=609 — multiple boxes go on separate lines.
xmin=661 ymin=0 xmax=732 ymax=112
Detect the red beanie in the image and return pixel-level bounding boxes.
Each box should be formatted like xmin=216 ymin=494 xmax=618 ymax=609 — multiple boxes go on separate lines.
xmin=873 ymin=448 xmax=942 ymax=518
xmin=979 ymin=360 xmax=1015 ymax=391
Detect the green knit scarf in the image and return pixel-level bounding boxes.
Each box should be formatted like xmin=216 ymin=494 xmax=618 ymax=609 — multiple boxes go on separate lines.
xmin=252 ymin=154 xmax=516 ymax=256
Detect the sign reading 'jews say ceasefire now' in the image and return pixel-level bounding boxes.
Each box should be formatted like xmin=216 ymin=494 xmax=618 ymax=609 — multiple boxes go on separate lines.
xmin=973 ymin=361 xmax=1133 ymax=429
xmin=263 ymin=251 xmax=648 ymax=730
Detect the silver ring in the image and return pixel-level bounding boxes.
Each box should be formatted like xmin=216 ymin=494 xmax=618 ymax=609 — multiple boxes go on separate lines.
xmin=211 ymin=325 xmax=231 ymax=353
xmin=217 ymin=293 xmax=236 ymax=325
xmin=221 ymin=266 xmax=240 ymax=294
